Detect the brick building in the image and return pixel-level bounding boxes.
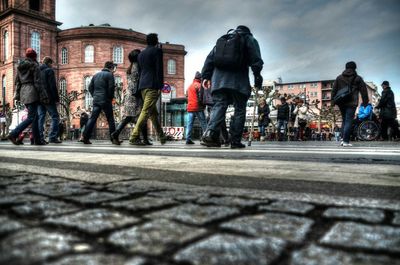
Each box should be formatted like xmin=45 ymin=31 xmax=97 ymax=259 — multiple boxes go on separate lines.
xmin=0 ymin=0 xmax=186 ymax=129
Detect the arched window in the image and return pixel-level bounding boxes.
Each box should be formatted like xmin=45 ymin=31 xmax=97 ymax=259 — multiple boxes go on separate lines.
xmin=167 ymin=59 xmax=176 ymax=75
xmin=3 ymin=30 xmax=8 ymax=61
xmin=2 ymin=0 xmax=9 ymax=10
xmin=29 ymin=0 xmax=40 ymax=11
xmin=61 ymin=48 xmax=68 ymax=64
xmin=84 ymin=76 xmax=93 ymax=110
xmin=59 ymin=78 xmax=67 ymax=98
xmin=2 ymin=75 xmax=6 ymax=104
xmin=114 ymin=76 xmax=122 ymax=87
xmin=171 ymin=86 xmax=176 ymax=98
xmin=31 ymin=31 xmax=40 ymax=61
xmin=84 ymin=45 xmax=94 ymax=63
xmin=113 ymin=46 xmax=123 ymax=64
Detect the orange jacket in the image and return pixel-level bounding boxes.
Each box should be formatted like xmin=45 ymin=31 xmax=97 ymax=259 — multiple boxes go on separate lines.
xmin=186 ymin=79 xmax=204 ymax=112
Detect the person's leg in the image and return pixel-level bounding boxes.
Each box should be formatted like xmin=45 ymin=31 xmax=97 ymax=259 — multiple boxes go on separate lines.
xmin=185 ymin=112 xmax=195 ymax=142
xmin=339 ymin=106 xmax=346 ymax=141
xmin=83 ymin=104 xmax=101 ymax=140
xmin=342 ymin=107 xmax=356 ymax=144
xmin=196 ymin=111 xmax=208 ymax=133
xmin=114 ymin=116 xmax=133 ymax=137
xmin=31 ymin=103 xmax=40 ymax=144
xmin=206 ymin=91 xmax=229 ymax=138
xmin=230 ymin=92 xmax=248 ymax=146
xmin=103 ymin=102 xmax=116 ymax=140
xmin=10 ymin=104 xmax=36 ymax=139
xmin=46 ymin=104 xmax=60 ymax=141
xmin=37 ymin=104 xmax=47 ymax=142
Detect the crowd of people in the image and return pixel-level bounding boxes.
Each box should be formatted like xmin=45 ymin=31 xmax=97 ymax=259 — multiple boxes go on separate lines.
xmin=7 ymin=25 xmax=399 ymax=148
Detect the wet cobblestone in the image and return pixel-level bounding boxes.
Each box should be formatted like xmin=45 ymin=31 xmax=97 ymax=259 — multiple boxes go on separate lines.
xmin=0 ymin=215 xmax=26 ymax=234
xmin=322 ymin=207 xmax=385 ymax=223
xmin=12 ymin=200 xmax=81 ymax=218
xmin=259 ymin=200 xmax=315 ymax=214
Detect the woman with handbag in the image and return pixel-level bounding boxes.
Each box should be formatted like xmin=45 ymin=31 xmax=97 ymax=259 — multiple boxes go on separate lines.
xmin=293 ymin=99 xmax=308 ymax=141
xmin=8 ymin=48 xmax=49 ymax=145
xmin=111 ymin=49 xmax=150 ymax=145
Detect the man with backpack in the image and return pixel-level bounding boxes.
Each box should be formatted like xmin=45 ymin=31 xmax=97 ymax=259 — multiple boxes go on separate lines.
xmin=332 ymin=61 xmax=369 ymax=147
xmin=201 ymin=25 xmax=263 ymax=148
xmin=185 ymin=71 xmax=207 ymax=145
xmin=376 ymin=81 xmax=399 ymax=140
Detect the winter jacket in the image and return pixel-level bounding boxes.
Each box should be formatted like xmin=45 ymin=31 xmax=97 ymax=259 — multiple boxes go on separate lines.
xmin=293 ymin=105 xmax=309 ymax=128
xmin=39 ymin=64 xmax=59 ymax=104
xmin=201 ymin=27 xmax=263 ymax=98
xmin=376 ymin=87 xmax=397 ymax=119
xmin=257 ymin=104 xmax=270 ymax=126
xmin=277 ymin=102 xmax=290 ymax=120
xmin=88 ymin=68 xmax=115 ymax=105
xmin=15 ymin=58 xmax=42 ymax=105
xmin=187 ymin=79 xmax=204 ymax=112
xmin=331 ymin=69 xmax=369 ymax=107
xmin=137 ymin=45 xmax=164 ymax=91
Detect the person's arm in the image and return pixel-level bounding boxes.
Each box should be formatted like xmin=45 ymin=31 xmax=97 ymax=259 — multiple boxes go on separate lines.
xmin=331 ymin=77 xmax=339 ymax=103
xmin=201 ymin=47 xmax=215 ymax=89
xmin=156 ymin=48 xmax=164 ymax=89
xmin=358 ymin=77 xmax=369 ymax=106
xmin=48 ymin=68 xmax=59 ymax=103
xmin=246 ymin=35 xmax=264 ymax=88
xmin=88 ymin=76 xmax=95 ymax=96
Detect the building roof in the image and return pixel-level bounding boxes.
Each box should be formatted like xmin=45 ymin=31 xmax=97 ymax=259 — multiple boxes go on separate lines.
xmin=275 ymin=80 xmax=335 ymax=86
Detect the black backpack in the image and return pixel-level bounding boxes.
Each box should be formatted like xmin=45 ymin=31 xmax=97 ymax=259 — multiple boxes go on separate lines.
xmin=214 ymin=29 xmax=245 ymax=70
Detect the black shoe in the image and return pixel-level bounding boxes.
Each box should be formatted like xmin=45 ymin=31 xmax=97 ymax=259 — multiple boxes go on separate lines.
xmin=7 ymin=134 xmax=20 ymax=145
xmin=129 ymin=138 xmax=145 ymax=146
xmin=111 ymin=138 xmax=121 ymax=145
xmin=201 ymin=130 xmax=221 ymax=147
xmin=143 ymin=139 xmax=153 ymax=145
xmin=82 ymin=139 xmax=92 ymax=144
xmin=186 ymin=139 xmax=195 ymax=145
xmin=231 ymin=142 xmax=246 ymax=149
xmin=49 ymin=139 xmax=62 ymax=144
xmin=159 ymin=134 xmax=167 ymax=145
xmin=34 ymin=141 xmax=47 ymax=146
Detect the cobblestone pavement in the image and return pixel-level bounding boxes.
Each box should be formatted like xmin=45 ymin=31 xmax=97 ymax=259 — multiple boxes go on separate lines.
xmin=0 ymin=141 xmax=399 ymax=265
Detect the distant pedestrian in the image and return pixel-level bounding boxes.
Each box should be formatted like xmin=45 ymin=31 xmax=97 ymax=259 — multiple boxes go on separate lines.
xmin=111 ymin=49 xmax=151 ymax=145
xmin=333 ymin=125 xmax=341 ymax=142
xmin=129 ymin=33 xmax=166 ymax=145
xmin=293 ymin=99 xmax=308 ymax=141
xmin=332 ymin=61 xmax=369 ymax=147
xmin=8 ymin=48 xmax=49 ymax=145
xmin=276 ymin=97 xmax=289 ymax=141
xmin=38 ymin=56 xmax=61 ymax=144
xmin=185 ymin=71 xmax=207 ymax=145
xmin=78 ymin=111 xmax=89 ymax=142
xmin=58 ymin=118 xmax=66 ymax=142
xmin=82 ymin=61 xmax=119 ymax=145
xmin=201 ymin=25 xmax=263 ymax=148
xmin=376 ymin=81 xmax=399 ymax=140
xmin=257 ymin=98 xmax=270 ymax=141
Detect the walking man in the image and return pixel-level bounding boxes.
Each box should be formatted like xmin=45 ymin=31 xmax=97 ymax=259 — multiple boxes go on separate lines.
xmin=129 ymin=33 xmax=166 ymax=145
xmin=185 ymin=71 xmax=207 ymax=144
xmin=38 ymin=56 xmax=61 ymax=144
xmin=82 ymin=61 xmax=119 ymax=145
xmin=376 ymin=81 xmax=399 ymax=140
xmin=201 ymin=25 xmax=263 ymax=148
xmin=276 ymin=97 xmax=289 ymax=141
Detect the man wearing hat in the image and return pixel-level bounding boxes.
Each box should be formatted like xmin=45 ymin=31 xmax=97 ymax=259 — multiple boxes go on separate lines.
xmin=376 ymin=81 xmax=399 ymax=140
xmin=185 ymin=71 xmax=207 ymax=144
xmin=332 ymin=61 xmax=369 ymax=147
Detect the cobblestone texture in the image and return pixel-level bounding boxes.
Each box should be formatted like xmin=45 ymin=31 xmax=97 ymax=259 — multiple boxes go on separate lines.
xmin=0 ymin=215 xmax=26 ymax=234
xmin=148 ymin=190 xmax=206 ymax=202
xmin=0 ymin=193 xmax=48 ymax=205
xmin=108 ymin=219 xmax=207 ymax=255
xmin=323 ymin=207 xmax=385 ymax=223
xmin=30 ymin=183 xmax=92 ymax=197
xmin=393 ymin=212 xmax=400 ymax=225
xmin=106 ymin=181 xmax=158 ymax=194
xmin=64 ymin=191 xmax=127 ymax=204
xmin=104 ymin=196 xmax=177 ymax=212
xmin=320 ymin=222 xmax=400 ymax=252
xmin=45 ymin=209 xmax=140 ymax=234
xmin=45 ymin=254 xmax=127 ymax=265
xmin=196 ymin=195 xmax=265 ymax=207
xmin=259 ymin=200 xmax=315 ymax=214
xmin=221 ymin=213 xmax=314 ymax=242
xmin=12 ymin=200 xmax=81 ymax=218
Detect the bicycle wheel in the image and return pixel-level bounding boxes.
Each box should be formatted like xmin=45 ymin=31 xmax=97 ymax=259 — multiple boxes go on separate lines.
xmin=358 ymin=120 xmax=380 ymax=141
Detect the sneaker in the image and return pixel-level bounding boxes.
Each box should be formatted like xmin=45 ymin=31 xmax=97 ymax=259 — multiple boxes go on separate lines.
xmin=143 ymin=139 xmax=153 ymax=145
xmin=231 ymin=142 xmax=246 ymax=149
xmin=186 ymin=139 xmax=195 ymax=145
xmin=7 ymin=134 xmax=20 ymax=145
xmin=129 ymin=138 xmax=145 ymax=146
xmin=342 ymin=142 xmax=353 ymax=147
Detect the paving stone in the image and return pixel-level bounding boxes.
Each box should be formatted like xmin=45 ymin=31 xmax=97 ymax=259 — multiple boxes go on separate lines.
xmin=320 ymin=222 xmax=400 ymax=252
xmin=108 ymin=219 xmax=206 ymax=255
xmin=45 ymin=254 xmax=127 ymax=265
xmin=124 ymin=257 xmax=172 ymax=265
xmin=0 ymin=169 xmax=29 ymax=177
xmin=175 ymin=234 xmax=286 ymax=265
xmin=0 ymin=175 xmax=67 ymax=186
xmin=0 ymin=216 xmax=26 ymax=235
xmin=147 ymin=203 xmax=240 ymax=225
xmin=0 ymin=228 xmax=79 ymax=265
xmin=64 ymin=191 xmax=127 ymax=204
xmin=30 ymin=183 xmax=92 ymax=197
xmin=12 ymin=200 xmax=81 ymax=218
xmin=260 ymin=200 xmax=315 ymax=214
xmin=45 ymin=209 xmax=140 ymax=234
xmin=196 ymin=195 xmax=265 ymax=207
xmin=393 ymin=212 xmax=400 ymax=225
xmin=3 ymin=183 xmax=43 ymax=194
xmin=221 ymin=213 xmax=314 ymax=243
xmin=0 ymin=194 xmax=48 ymax=205
xmin=104 ymin=196 xmax=178 ymax=212
xmin=291 ymin=244 xmax=400 ymax=265
xmin=148 ymin=190 xmax=206 ymax=202
xmin=107 ymin=181 xmax=159 ymax=194
xmin=323 ymin=207 xmax=385 ymax=223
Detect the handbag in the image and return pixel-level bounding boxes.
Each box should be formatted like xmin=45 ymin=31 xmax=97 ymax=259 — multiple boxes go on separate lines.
xmin=333 ymin=76 xmax=356 ymax=105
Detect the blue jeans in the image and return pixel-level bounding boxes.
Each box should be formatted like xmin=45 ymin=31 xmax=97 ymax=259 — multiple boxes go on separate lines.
xmin=339 ymin=106 xmax=356 ymax=143
xmin=10 ymin=103 xmax=40 ymax=142
xmin=186 ymin=111 xmax=207 ymax=141
xmin=277 ymin=119 xmax=288 ymax=140
xmin=38 ymin=104 xmax=60 ymax=141
xmin=83 ymin=102 xmax=116 ymax=140
xmin=259 ymin=125 xmax=266 ymax=136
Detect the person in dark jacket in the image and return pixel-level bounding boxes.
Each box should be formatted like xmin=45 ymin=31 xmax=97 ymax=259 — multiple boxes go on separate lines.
xmin=38 ymin=57 xmax=61 ymax=144
xmin=82 ymin=61 xmax=119 ymax=145
xmin=332 ymin=61 xmax=369 ymax=147
xmin=8 ymin=48 xmax=45 ymax=145
xmin=201 ymin=25 xmax=263 ymax=148
xmin=376 ymin=81 xmax=398 ymax=140
xmin=257 ymin=98 xmax=270 ymax=140
xmin=276 ymin=97 xmax=289 ymax=141
xmin=129 ymin=33 xmax=166 ymax=145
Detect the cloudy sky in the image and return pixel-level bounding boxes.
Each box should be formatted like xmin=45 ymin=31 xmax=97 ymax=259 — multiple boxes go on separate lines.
xmin=57 ymin=0 xmax=400 ymax=101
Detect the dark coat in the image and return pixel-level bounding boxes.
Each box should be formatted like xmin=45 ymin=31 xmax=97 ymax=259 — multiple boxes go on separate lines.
xmin=15 ymin=58 xmax=41 ymax=105
xmin=88 ymin=69 xmax=115 ymax=105
xmin=277 ymin=102 xmax=290 ymax=120
xmin=201 ymin=28 xmax=263 ymax=98
xmin=376 ymin=87 xmax=397 ymax=119
xmin=332 ymin=69 xmax=369 ymax=107
xmin=137 ymin=45 xmax=164 ymax=91
xmin=39 ymin=64 xmax=59 ymax=104
xmin=258 ymin=104 xmax=270 ymax=126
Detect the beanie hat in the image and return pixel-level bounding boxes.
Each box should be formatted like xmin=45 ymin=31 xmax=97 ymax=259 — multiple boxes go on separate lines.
xmin=381 ymin=81 xmax=390 ymax=86
xmin=194 ymin=71 xmax=201 ymax=80
xmin=236 ymin=25 xmax=251 ymax=33
xmin=25 ymin=48 xmax=37 ymax=59
xmin=345 ymin=61 xmax=357 ymax=70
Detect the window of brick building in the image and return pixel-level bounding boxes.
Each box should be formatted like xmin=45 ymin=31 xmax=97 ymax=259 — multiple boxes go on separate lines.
xmin=171 ymin=86 xmax=176 ymax=98
xmin=113 ymin=46 xmax=123 ymax=64
xmin=3 ymin=30 xmax=8 ymax=61
xmin=29 ymin=0 xmax=41 ymax=11
xmin=84 ymin=76 xmax=93 ymax=110
xmin=59 ymin=78 xmax=67 ymax=116
xmin=31 ymin=31 xmax=40 ymax=61
xmin=167 ymin=59 xmax=176 ymax=75
xmin=2 ymin=75 xmax=6 ymax=105
xmin=2 ymin=0 xmax=9 ymax=11
xmin=84 ymin=45 xmax=94 ymax=63
xmin=61 ymin=48 xmax=68 ymax=64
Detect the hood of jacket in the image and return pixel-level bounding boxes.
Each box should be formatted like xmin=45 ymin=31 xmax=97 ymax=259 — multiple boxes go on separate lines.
xmin=18 ymin=58 xmax=37 ymax=75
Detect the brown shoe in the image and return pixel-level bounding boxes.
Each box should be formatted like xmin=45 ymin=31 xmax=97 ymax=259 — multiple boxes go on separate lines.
xmin=7 ymin=134 xmax=20 ymax=145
